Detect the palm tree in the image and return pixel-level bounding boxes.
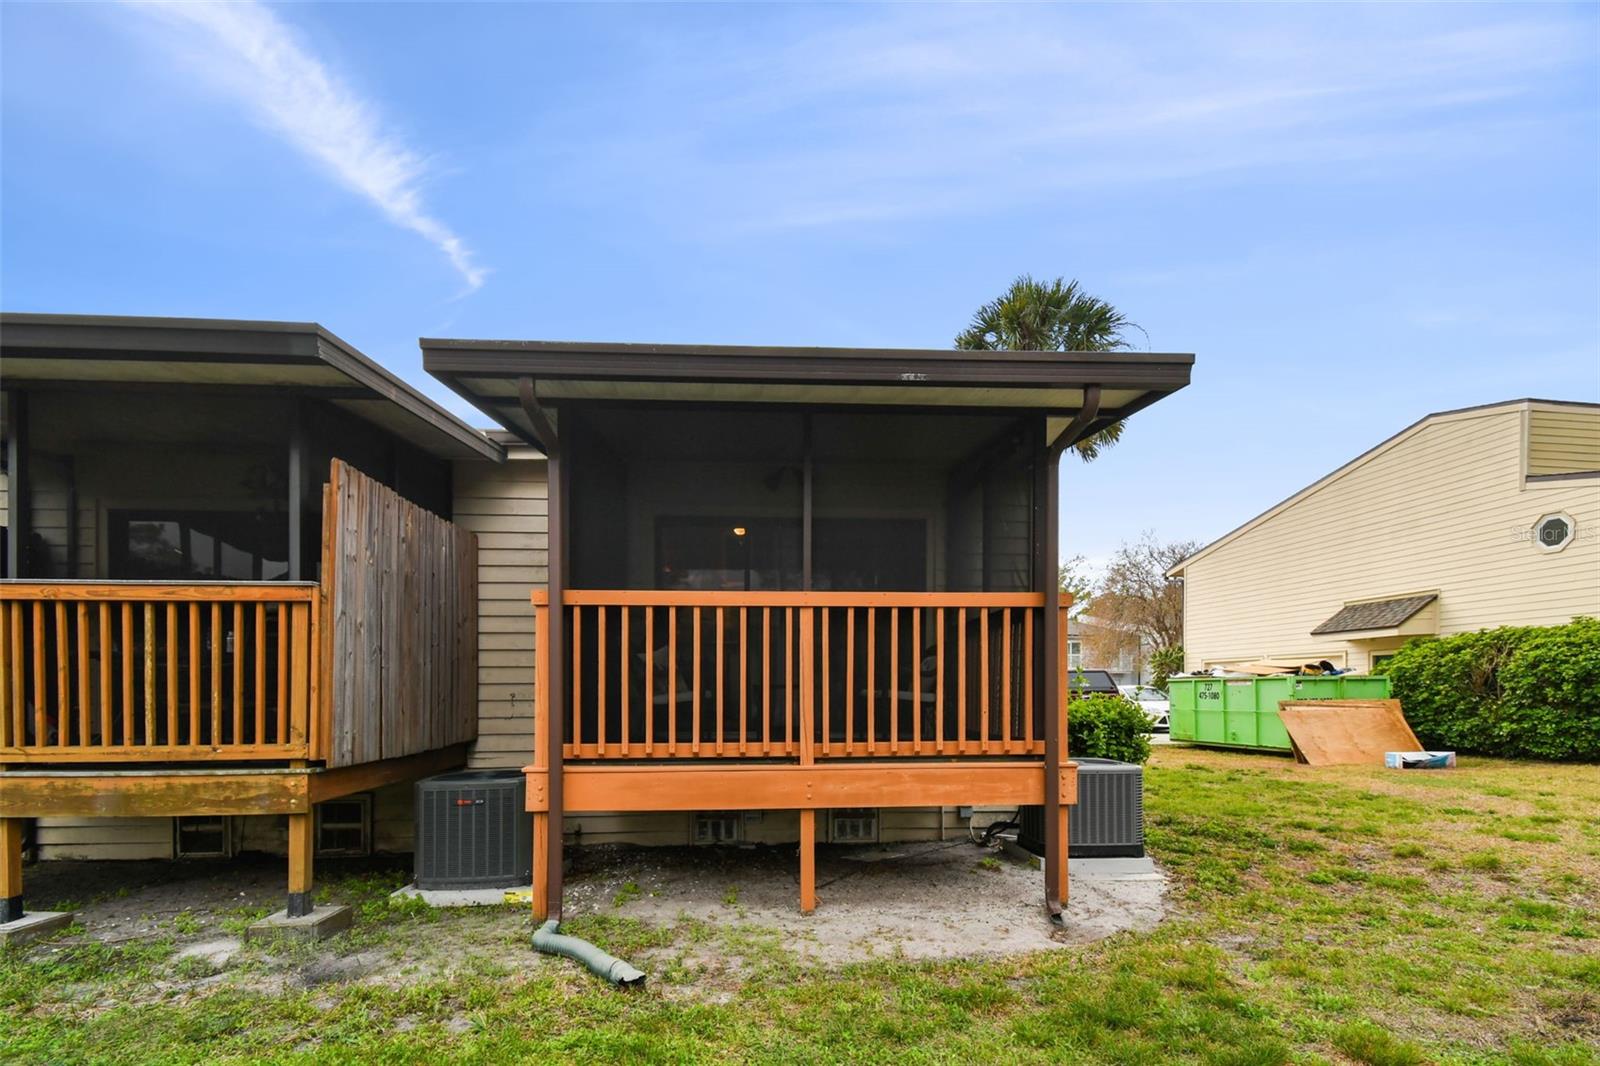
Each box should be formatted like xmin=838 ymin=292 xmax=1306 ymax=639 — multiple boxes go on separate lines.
xmin=956 ymin=275 xmax=1143 ymax=460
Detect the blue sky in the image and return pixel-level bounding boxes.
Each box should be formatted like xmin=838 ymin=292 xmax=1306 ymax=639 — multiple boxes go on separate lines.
xmin=3 ymin=2 xmax=1597 ymax=571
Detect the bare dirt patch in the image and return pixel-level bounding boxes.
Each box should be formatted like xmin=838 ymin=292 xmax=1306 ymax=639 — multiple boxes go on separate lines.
xmin=564 ymin=839 xmax=1167 ymax=965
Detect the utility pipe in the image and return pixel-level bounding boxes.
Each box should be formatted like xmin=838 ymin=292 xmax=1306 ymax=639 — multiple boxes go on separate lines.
xmin=532 ymin=920 xmax=646 ymax=987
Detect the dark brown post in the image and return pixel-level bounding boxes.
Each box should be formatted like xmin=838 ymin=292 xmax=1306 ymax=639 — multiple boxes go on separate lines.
xmin=5 ymin=391 xmax=27 ymax=579
xmin=288 ymin=400 xmax=306 ymax=581
xmin=543 ymin=429 xmax=568 ymax=921
xmin=1040 ymin=388 xmax=1100 ymax=923
xmin=1038 ymin=436 xmax=1065 ymax=919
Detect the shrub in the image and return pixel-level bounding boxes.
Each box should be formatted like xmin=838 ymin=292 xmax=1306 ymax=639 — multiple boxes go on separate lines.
xmin=1380 ymin=617 xmax=1600 ymax=761
xmin=1068 ymin=694 xmax=1152 ymax=764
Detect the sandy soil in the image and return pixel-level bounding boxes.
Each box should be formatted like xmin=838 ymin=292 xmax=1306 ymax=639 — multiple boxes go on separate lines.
xmin=564 ymin=840 xmax=1167 ymax=964
xmin=16 ymin=841 xmax=1166 ymax=993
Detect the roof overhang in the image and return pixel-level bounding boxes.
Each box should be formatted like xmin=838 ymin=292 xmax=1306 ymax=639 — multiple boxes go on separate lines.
xmin=1311 ymin=593 xmax=1439 ymax=640
xmin=1 ymin=313 xmax=503 ymax=462
xmin=421 ymin=338 xmax=1194 ymax=450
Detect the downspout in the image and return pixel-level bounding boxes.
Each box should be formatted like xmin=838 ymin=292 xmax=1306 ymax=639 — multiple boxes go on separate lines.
xmin=533 ymin=919 xmax=646 ymax=987
xmin=1042 ymin=386 xmax=1102 ymax=925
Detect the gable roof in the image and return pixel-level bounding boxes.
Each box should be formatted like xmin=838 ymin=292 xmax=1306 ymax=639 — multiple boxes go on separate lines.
xmin=1168 ymin=398 xmax=1600 ymax=576
xmin=0 ymin=313 xmax=502 ymax=461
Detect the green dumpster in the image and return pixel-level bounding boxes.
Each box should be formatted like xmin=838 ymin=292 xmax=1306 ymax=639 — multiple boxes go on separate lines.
xmin=1167 ymin=674 xmax=1393 ymax=752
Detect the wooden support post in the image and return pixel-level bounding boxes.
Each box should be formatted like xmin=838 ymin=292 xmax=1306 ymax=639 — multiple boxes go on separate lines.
xmin=286 ymin=811 xmax=314 ymax=918
xmin=798 ymin=808 xmax=816 ymax=913
xmin=0 ymin=817 xmax=22 ymax=923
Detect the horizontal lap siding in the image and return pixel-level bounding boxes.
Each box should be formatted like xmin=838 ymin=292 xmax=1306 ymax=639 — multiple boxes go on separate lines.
xmin=1528 ymin=408 xmax=1600 ymax=476
xmin=560 ymin=808 xmax=963 ymax=846
xmin=1183 ymin=406 xmax=1600 ymax=673
xmin=35 ymin=818 xmax=173 ymax=860
xmin=453 ymin=451 xmax=548 ymax=770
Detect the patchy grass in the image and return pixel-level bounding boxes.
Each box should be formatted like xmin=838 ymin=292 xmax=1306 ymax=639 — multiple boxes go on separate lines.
xmin=2 ymin=749 xmax=1597 ymax=1063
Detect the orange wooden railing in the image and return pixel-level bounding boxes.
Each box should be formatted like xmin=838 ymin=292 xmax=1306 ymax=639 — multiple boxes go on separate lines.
xmin=0 ymin=583 xmax=318 ymax=763
xmin=537 ymin=590 xmax=1051 ymax=761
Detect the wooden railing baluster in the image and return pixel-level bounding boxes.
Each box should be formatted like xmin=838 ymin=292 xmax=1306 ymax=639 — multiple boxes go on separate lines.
xmin=0 ymin=585 xmax=316 ymax=762
xmin=537 ymin=592 xmax=1045 ymax=763
xmin=1001 ymin=608 xmax=1012 ymax=753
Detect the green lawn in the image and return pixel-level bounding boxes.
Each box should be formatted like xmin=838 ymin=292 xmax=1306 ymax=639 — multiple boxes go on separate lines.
xmin=3 ymin=748 xmax=1597 ymax=1064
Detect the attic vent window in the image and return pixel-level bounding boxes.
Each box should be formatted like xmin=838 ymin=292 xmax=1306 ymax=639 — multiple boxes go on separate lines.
xmin=1534 ymin=513 xmax=1574 ymax=553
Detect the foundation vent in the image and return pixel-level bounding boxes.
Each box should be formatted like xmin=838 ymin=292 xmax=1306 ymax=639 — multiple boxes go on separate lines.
xmin=694 ymin=812 xmax=742 ymax=844
xmin=829 ymin=809 xmax=879 ymax=843
xmin=415 ymin=770 xmax=532 ymax=889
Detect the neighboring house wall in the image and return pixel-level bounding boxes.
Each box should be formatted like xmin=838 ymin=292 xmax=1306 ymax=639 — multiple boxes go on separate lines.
xmin=1181 ymin=402 xmax=1600 ymax=674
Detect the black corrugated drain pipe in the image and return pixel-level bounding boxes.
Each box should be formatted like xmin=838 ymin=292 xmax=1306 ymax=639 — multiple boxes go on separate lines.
xmin=533 ymin=920 xmax=646 ymax=987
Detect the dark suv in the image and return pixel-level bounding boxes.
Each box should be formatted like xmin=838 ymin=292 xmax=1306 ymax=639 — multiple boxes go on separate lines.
xmin=1067 ymin=668 xmax=1121 ymax=699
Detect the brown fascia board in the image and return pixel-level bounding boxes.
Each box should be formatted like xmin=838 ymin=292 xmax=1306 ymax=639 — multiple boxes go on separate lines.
xmin=1 ymin=312 xmax=502 ymax=462
xmin=420 ymin=338 xmax=1195 ymax=391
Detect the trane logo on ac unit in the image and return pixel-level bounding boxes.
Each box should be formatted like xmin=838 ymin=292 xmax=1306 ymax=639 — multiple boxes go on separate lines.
xmin=455 ymin=798 xmax=485 ymax=807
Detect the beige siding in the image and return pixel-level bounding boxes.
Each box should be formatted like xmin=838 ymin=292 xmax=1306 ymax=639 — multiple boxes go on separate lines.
xmin=453 ymin=449 xmax=548 ymax=769
xmin=1182 ymin=403 xmax=1600 ymax=674
xmin=563 ymin=807 xmax=962 ymax=846
xmin=1528 ymin=406 xmax=1600 ymax=476
xmin=35 ymin=818 xmax=173 ymax=860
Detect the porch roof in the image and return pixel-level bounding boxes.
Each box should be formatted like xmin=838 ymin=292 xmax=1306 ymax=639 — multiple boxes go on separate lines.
xmin=0 ymin=313 xmax=502 ymax=461
xmin=420 ymin=338 xmax=1194 ymax=449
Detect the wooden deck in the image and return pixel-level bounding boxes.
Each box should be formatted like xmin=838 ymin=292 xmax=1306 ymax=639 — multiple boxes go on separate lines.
xmin=527 ymin=589 xmax=1076 ymax=916
xmin=0 ymin=460 xmax=479 ymax=923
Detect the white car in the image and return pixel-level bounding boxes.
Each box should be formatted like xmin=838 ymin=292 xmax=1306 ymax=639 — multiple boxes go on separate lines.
xmin=1120 ymin=684 xmax=1170 ymax=732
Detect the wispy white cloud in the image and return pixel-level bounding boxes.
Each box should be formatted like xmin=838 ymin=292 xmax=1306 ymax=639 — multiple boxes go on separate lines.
xmin=126 ymin=0 xmax=485 ymax=291
xmin=531 ymin=5 xmax=1592 ymax=237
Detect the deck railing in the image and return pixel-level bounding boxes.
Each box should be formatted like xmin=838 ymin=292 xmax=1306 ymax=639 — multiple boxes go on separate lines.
xmin=538 ymin=590 xmax=1058 ymax=760
xmin=0 ymin=583 xmax=318 ymax=763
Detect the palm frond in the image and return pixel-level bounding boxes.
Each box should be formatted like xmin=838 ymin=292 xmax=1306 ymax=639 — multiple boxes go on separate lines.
xmin=956 ymin=276 xmax=1142 ymax=462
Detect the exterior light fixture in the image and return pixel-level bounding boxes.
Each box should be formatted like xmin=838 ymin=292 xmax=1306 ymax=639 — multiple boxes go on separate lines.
xmin=732 ymin=526 xmax=747 ymax=537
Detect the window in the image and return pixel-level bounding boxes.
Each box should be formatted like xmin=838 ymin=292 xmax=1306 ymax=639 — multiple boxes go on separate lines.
xmin=316 ymin=796 xmax=372 ymax=856
xmin=1533 ymin=512 xmax=1576 ymax=553
xmin=1371 ymin=654 xmax=1397 ymax=671
xmin=110 ymin=510 xmax=288 ymax=580
xmin=1068 ymin=640 xmax=1083 ymax=671
xmin=657 ymin=518 xmax=801 ymax=591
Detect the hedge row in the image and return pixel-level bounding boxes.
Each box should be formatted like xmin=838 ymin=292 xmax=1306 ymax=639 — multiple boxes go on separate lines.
xmin=1379 ymin=617 xmax=1600 ymax=761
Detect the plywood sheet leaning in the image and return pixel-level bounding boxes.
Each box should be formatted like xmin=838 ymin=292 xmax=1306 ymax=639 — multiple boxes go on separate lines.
xmin=1276 ymin=699 xmax=1422 ymax=766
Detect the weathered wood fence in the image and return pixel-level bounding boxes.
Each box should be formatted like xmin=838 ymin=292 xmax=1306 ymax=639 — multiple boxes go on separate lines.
xmin=322 ymin=460 xmax=477 ymax=768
